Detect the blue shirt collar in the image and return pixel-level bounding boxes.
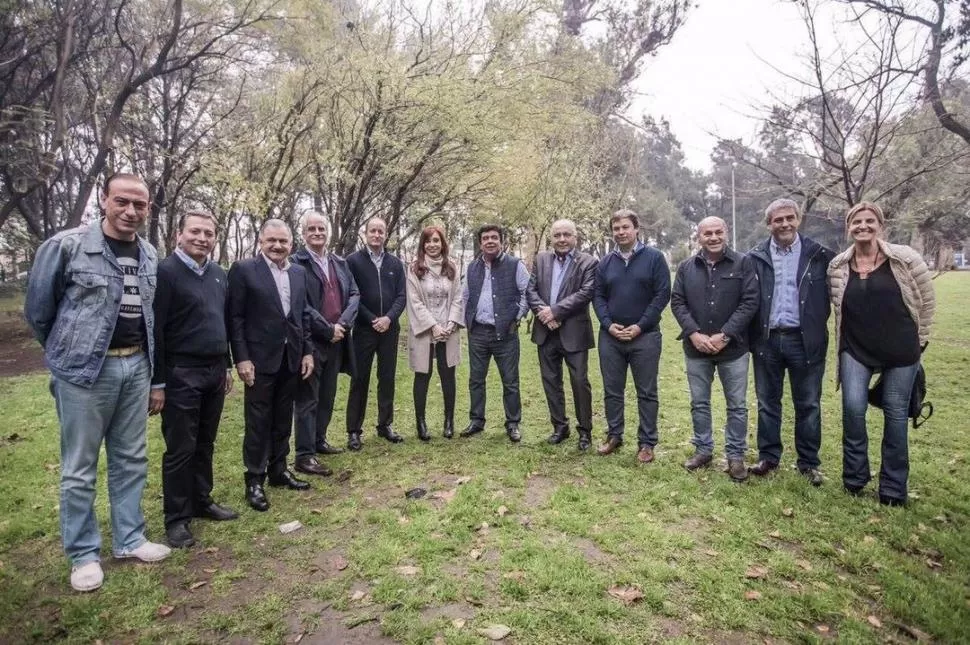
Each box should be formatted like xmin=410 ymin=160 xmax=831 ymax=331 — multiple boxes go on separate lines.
xmin=174 ymin=247 xmax=207 ymax=275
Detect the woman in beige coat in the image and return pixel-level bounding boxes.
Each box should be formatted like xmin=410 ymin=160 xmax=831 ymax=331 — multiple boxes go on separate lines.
xmin=406 ymin=226 xmax=465 ymax=440
xmin=827 ymin=202 xmax=935 ymax=506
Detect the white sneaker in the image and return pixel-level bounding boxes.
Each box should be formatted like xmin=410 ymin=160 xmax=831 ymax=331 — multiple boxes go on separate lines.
xmin=70 ymin=561 xmax=104 ymax=592
xmin=114 ymin=540 xmax=172 ymax=563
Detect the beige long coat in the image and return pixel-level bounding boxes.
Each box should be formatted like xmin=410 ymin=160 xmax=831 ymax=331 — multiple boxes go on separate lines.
xmin=406 ymin=262 xmax=465 ymax=373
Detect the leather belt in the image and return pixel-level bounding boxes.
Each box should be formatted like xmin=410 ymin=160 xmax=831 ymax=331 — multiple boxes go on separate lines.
xmin=105 ymin=345 xmax=142 ymax=357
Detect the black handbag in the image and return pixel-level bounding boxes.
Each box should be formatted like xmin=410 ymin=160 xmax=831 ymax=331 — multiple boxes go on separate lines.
xmin=867 ymin=350 xmax=933 ymax=429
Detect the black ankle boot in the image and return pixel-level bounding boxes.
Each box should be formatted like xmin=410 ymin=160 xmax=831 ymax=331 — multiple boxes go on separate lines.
xmin=443 ymin=416 xmax=454 ymax=439
xmin=417 ymin=417 xmax=430 ymax=441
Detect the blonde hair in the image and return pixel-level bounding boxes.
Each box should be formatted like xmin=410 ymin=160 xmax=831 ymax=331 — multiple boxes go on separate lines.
xmin=844 ymin=202 xmax=886 ymax=228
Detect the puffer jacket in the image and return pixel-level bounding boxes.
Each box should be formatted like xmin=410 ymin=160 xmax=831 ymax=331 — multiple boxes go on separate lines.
xmin=827 ymin=239 xmax=935 ymax=349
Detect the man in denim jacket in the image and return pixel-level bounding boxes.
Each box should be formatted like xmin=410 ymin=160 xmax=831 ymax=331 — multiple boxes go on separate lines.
xmin=25 ymin=173 xmax=171 ymax=592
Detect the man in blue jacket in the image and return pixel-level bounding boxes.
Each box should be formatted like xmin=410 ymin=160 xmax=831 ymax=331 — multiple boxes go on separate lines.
xmin=345 ymin=217 xmax=407 ymax=451
xmin=748 ymin=198 xmax=835 ymax=486
xmin=593 ymin=209 xmax=671 ymax=464
xmin=25 ymin=173 xmax=171 ymax=592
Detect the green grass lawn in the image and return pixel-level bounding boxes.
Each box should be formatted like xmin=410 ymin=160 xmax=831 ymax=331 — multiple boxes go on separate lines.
xmin=0 ymin=273 xmax=968 ymax=644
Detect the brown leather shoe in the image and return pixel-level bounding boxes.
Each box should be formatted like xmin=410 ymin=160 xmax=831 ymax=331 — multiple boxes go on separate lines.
xmin=597 ymin=436 xmax=623 ymax=456
xmin=636 ymin=446 xmax=655 ymax=464
xmin=727 ymin=458 xmax=748 ymax=481
xmin=295 ymin=456 xmax=332 ymax=477
xmin=683 ymin=452 xmax=712 ymax=471
xmin=748 ymin=459 xmax=779 ymax=477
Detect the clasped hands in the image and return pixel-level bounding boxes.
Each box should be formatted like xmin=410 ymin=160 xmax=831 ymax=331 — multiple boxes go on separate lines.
xmin=537 ymin=306 xmax=561 ymax=331
xmin=608 ymin=323 xmax=642 ymax=342
xmin=689 ymin=331 xmax=730 ymax=354
xmin=431 ymin=322 xmax=456 ymax=343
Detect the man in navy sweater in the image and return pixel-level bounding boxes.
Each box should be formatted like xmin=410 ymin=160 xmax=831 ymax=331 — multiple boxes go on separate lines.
xmin=345 ymin=217 xmax=407 ymax=451
xmin=592 ymin=209 xmax=671 ymax=463
xmin=151 ymin=211 xmax=238 ymax=548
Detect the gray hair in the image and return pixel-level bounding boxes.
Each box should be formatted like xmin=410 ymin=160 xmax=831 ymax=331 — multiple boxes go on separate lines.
xmin=764 ymin=198 xmax=801 ymax=224
xmin=300 ymin=211 xmax=331 ymax=237
xmin=551 ymin=219 xmax=578 ymax=235
xmin=259 ymin=218 xmax=292 ymax=238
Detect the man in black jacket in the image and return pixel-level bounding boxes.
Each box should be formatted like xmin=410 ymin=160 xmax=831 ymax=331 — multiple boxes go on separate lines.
xmin=671 ymin=217 xmax=759 ymax=481
xmin=345 ymin=217 xmax=407 ymax=451
xmin=228 ymin=219 xmax=315 ymax=511
xmin=748 ymin=199 xmax=835 ymax=486
xmin=151 ymin=211 xmax=238 ymax=548
xmin=291 ymin=212 xmax=360 ymax=475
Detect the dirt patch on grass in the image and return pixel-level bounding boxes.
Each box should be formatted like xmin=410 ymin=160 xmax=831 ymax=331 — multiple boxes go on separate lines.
xmin=572 ymin=536 xmax=612 ymax=565
xmin=524 ymin=475 xmax=556 ymax=507
xmin=420 ymin=601 xmax=476 ymax=622
xmin=293 ymin=607 xmax=395 ymax=644
xmin=0 ymin=319 xmax=45 ymax=377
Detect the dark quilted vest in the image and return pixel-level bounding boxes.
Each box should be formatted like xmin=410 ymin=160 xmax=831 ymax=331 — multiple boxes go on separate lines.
xmin=465 ymin=253 xmax=520 ymax=340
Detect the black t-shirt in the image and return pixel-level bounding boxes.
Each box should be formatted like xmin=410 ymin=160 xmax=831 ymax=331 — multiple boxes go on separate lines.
xmin=841 ymin=262 xmax=920 ymax=368
xmin=104 ymin=235 xmax=145 ymax=349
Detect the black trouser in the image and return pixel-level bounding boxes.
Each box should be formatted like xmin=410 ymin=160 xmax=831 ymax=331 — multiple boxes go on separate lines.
xmin=294 ymin=340 xmax=344 ymax=458
xmin=161 ymin=360 xmax=227 ymax=528
xmin=537 ymin=332 xmax=593 ymax=434
xmin=346 ymin=325 xmax=398 ymax=433
xmin=598 ymin=328 xmax=662 ymax=448
xmin=243 ymin=363 xmax=297 ymax=482
xmin=468 ymin=324 xmax=521 ymax=429
xmin=413 ymin=342 xmax=456 ymax=423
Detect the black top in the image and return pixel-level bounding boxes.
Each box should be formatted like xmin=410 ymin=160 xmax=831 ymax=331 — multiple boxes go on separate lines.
xmin=345 ymin=249 xmax=406 ymax=330
xmin=104 ymin=235 xmax=145 ymax=349
xmin=841 ymin=262 xmax=920 ymax=368
xmin=152 ymin=255 xmax=230 ymax=384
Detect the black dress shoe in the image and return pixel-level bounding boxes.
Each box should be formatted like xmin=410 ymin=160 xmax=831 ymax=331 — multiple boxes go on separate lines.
xmin=295 ymin=456 xmax=333 ymax=477
xmin=879 ymin=495 xmax=907 ymax=507
xmin=348 ymin=432 xmax=363 ymax=451
xmin=443 ymin=418 xmax=454 ymax=439
xmin=166 ymin=522 xmax=195 ymax=548
xmin=547 ymin=427 xmax=570 ymax=445
xmin=316 ymin=441 xmax=344 ymax=455
xmin=197 ymin=501 xmax=239 ymax=521
xmin=748 ymin=459 xmax=780 ymax=476
xmin=377 ymin=426 xmax=405 ymax=443
xmin=246 ymin=483 xmax=270 ymax=512
xmin=799 ymin=467 xmax=824 ymax=487
xmin=459 ymin=424 xmax=484 ymax=438
xmin=416 ymin=419 xmax=430 ymax=442
xmin=268 ymin=469 xmax=311 ymax=490
xmin=506 ymin=423 xmax=522 ymax=443
xmin=577 ymin=430 xmax=592 ymax=451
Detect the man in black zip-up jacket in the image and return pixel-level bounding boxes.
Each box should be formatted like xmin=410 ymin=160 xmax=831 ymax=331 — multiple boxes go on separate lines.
xmin=747 ymin=199 xmax=835 ymax=486
xmin=345 ymin=217 xmax=407 ymax=451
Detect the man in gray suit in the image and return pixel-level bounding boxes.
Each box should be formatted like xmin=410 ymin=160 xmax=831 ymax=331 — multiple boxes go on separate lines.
xmin=527 ymin=219 xmax=598 ymax=450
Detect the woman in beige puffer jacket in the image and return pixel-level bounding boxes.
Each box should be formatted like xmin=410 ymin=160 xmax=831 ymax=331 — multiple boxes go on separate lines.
xmin=827 ymin=202 xmax=934 ymax=507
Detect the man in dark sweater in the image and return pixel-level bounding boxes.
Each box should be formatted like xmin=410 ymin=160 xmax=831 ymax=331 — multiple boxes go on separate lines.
xmin=151 ymin=211 xmax=238 ymax=549
xmin=345 ymin=217 xmax=407 ymax=451
xmin=592 ymin=209 xmax=671 ymax=463
xmin=670 ymin=217 xmax=759 ymax=481
xmin=461 ymin=224 xmax=530 ymax=442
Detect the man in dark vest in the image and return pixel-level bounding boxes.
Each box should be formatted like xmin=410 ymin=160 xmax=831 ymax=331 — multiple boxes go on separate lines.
xmin=345 ymin=217 xmax=407 ymax=451
xmin=291 ymin=212 xmax=359 ymax=475
xmin=461 ymin=224 xmax=530 ymax=442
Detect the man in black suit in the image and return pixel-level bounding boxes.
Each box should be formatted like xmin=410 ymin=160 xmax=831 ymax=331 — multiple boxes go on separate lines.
xmin=526 ymin=219 xmax=598 ymax=450
xmin=345 ymin=217 xmax=407 ymax=451
xmin=291 ymin=212 xmax=360 ymax=476
xmin=228 ymin=219 xmax=315 ymax=511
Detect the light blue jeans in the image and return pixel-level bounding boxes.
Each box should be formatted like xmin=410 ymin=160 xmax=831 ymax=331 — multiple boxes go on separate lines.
xmin=51 ymin=352 xmax=151 ymax=565
xmin=686 ymin=353 xmax=749 ymax=459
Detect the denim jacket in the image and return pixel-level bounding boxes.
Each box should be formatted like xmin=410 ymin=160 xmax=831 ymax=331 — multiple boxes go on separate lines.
xmin=24 ymin=221 xmax=157 ymax=387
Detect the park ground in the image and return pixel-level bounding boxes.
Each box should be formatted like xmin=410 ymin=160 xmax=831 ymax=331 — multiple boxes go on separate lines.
xmin=0 ymin=274 xmax=967 ymax=644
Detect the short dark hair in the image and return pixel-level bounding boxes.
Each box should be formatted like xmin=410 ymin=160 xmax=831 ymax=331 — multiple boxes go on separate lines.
xmin=102 ymin=172 xmax=148 ymax=196
xmin=178 ymin=210 xmax=218 ymax=232
xmin=476 ymin=224 xmax=504 ymax=244
xmin=610 ymin=209 xmax=639 ymax=229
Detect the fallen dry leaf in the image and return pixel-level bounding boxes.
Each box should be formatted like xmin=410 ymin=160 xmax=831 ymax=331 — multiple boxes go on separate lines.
xmin=455 ymin=476 xmax=472 ymax=485
xmin=867 ymin=615 xmax=882 ymax=628
xmin=795 ymin=559 xmax=813 ymax=572
xmin=518 ymin=515 xmax=531 ymax=528
xmin=395 ymin=565 xmax=420 ymax=576
xmin=702 ymin=549 xmax=719 ymax=557
xmin=925 ymin=558 xmax=943 ymax=570
xmin=744 ymin=590 xmax=762 ymax=600
xmin=781 ymin=507 xmax=794 ymax=517
xmin=607 ymin=585 xmax=644 ymax=605
xmin=189 ymin=581 xmax=207 ymax=590
xmin=156 ymin=605 xmax=175 ymax=618
xmin=336 ymin=470 xmax=352 ymax=482
xmin=204 ymin=547 xmax=219 ymax=554
xmin=469 ymin=548 xmax=483 ymax=560
xmin=745 ymin=565 xmax=769 ymax=580
xmin=310 ymin=508 xmax=323 ymax=515
xmin=768 ymin=530 xmax=782 ymax=539
xmin=816 ymin=624 xmax=830 ymax=634
xmin=292 ymin=633 xmax=305 ymax=643
xmin=496 ymin=505 xmax=508 ymax=517
xmin=350 ymin=590 xmax=366 ymax=601
xmin=202 ymin=568 xmax=217 ymax=574
xmin=398 ymin=515 xmax=410 ymax=524
xmin=477 ymin=624 xmax=512 ymax=640
xmin=863 ymin=535 xmax=876 ymax=544
xmin=465 ymin=595 xmax=483 ymax=606
xmin=478 ymin=522 xmax=490 ymax=531
xmin=331 ymin=555 xmax=349 ymax=571
xmin=452 ymin=618 xmax=466 ymax=629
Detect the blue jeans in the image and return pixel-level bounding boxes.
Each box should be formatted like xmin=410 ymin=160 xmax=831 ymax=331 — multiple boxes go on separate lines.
xmin=598 ymin=329 xmax=661 ymax=448
xmin=839 ymin=351 xmax=918 ymax=502
xmin=685 ymin=353 xmax=749 ymax=459
xmin=752 ymin=331 xmax=825 ymax=469
xmin=51 ymin=352 xmax=151 ymax=565
xmin=468 ymin=324 xmax=521 ymax=429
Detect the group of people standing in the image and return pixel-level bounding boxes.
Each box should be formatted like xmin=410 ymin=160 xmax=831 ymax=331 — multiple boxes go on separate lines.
xmin=24 ymin=174 xmax=933 ymax=594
